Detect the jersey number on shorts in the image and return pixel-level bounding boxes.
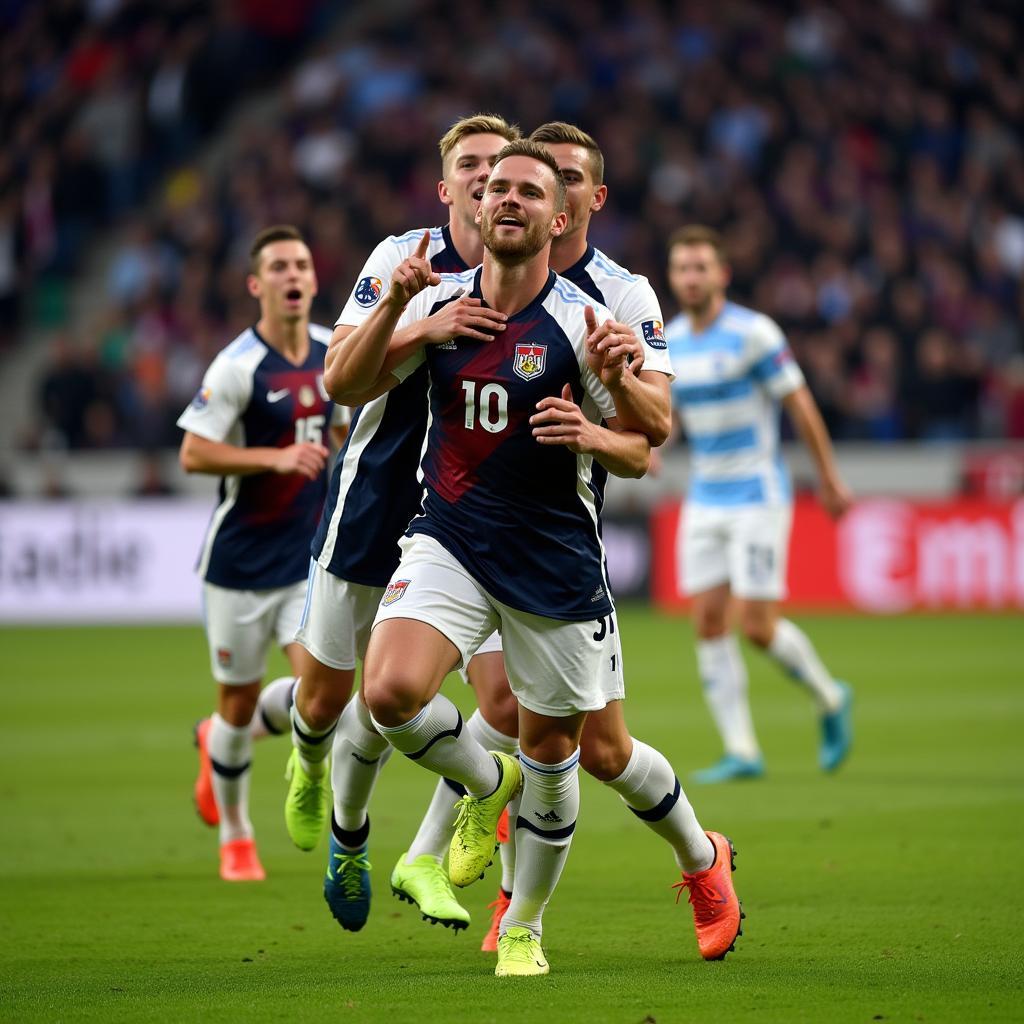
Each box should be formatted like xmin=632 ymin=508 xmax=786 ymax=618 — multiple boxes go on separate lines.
xmin=594 ymin=613 xmax=618 ymax=672
xmin=295 ymin=415 xmax=325 ymax=446
xmin=462 ymin=380 xmax=508 ymax=433
xmin=747 ymin=544 xmax=775 ymax=584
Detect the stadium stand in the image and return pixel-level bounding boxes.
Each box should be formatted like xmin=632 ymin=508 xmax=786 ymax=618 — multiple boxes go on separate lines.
xmin=3 ymin=0 xmax=1023 ymax=455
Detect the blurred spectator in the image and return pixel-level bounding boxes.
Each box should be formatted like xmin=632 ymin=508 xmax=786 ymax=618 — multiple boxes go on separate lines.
xmin=9 ymin=0 xmax=1024 ymax=448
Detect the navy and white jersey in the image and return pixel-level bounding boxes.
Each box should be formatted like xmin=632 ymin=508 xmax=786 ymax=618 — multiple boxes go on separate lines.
xmin=178 ymin=324 xmax=346 ymax=590
xmin=393 ymin=266 xmax=618 ymax=622
xmin=560 ymin=244 xmax=674 ymax=509
xmin=561 ymin=245 xmax=673 ymax=379
xmin=665 ymin=301 xmax=805 ymax=508
xmin=312 ymin=226 xmax=468 ymax=586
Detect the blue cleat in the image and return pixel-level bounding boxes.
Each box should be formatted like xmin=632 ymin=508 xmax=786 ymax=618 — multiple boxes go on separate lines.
xmin=820 ymin=681 xmax=853 ymax=772
xmin=323 ymin=833 xmax=372 ymax=932
xmin=692 ymin=753 xmax=765 ymax=784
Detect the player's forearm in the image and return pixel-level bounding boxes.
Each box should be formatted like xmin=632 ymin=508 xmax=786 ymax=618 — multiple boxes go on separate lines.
xmin=379 ymin=322 xmax=437 ymax=376
xmin=605 ymin=373 xmax=671 ymax=446
xmin=591 ymin=426 xmax=651 ymax=479
xmin=323 ymin=298 xmax=406 ymax=401
xmin=179 ymin=436 xmax=279 ymax=476
xmin=783 ymin=387 xmax=842 ymax=487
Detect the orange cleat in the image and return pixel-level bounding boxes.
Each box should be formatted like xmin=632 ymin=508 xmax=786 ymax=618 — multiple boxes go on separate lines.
xmin=193 ymin=718 xmax=219 ymax=827
xmin=496 ymin=807 xmax=510 ymax=845
xmin=220 ymin=838 xmax=266 ymax=882
xmin=481 ymin=888 xmax=512 ymax=953
xmin=672 ymin=831 xmax=743 ymax=960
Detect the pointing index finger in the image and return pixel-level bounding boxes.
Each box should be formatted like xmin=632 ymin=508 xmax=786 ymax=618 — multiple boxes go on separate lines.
xmin=413 ymin=229 xmax=431 ymax=261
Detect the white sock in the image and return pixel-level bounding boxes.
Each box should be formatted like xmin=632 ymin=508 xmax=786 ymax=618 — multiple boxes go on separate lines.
xmin=406 ymin=709 xmax=519 ymax=863
xmin=332 ymin=694 xmax=392 ymax=834
xmin=371 ymin=693 xmax=499 ymax=797
xmin=696 ymin=635 xmax=760 ymax=760
xmin=501 ymin=791 xmax=520 ymax=894
xmin=502 ymin=750 xmax=580 ymax=940
xmin=250 ymin=676 xmax=295 ymax=740
xmin=767 ymin=619 xmax=844 ymax=712
xmin=605 ymin=739 xmax=713 ymax=872
xmin=208 ymin=712 xmax=253 ymax=844
xmin=291 ymin=703 xmax=335 ymax=778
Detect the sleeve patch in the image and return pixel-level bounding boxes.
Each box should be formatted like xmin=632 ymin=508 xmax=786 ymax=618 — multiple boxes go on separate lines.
xmin=354 ymin=276 xmax=384 ymax=307
xmin=191 ymin=387 xmax=211 ymax=410
xmin=641 ymin=320 xmax=666 ymax=350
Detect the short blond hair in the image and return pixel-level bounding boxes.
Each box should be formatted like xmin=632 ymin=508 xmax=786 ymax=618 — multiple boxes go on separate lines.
xmin=529 ymin=122 xmax=604 ymax=185
xmin=438 ymin=113 xmax=521 ymax=168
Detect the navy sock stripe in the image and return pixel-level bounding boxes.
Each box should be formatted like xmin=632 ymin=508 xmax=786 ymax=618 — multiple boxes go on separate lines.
xmin=292 ymin=721 xmax=336 ymax=746
xmin=443 ymin=776 xmax=467 ymax=797
xmin=515 ymin=815 xmax=576 ymax=841
xmin=405 ymin=710 xmax=463 ymax=762
xmin=629 ymin=776 xmax=681 ymax=823
xmin=331 ymin=813 xmax=370 ymax=848
xmin=210 ymin=757 xmax=251 ymax=779
xmin=260 ymin=706 xmax=285 ymax=736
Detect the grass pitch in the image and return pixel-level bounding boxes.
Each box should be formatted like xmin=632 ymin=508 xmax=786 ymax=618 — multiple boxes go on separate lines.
xmin=1 ymin=610 xmax=1022 ymax=1023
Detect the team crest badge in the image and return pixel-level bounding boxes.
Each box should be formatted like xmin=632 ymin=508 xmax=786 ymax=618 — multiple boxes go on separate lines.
xmin=191 ymin=387 xmax=211 ymax=410
xmin=354 ymin=276 xmax=383 ymax=307
xmin=382 ymin=579 xmax=410 ymax=606
xmin=513 ymin=344 xmax=547 ymax=381
xmin=216 ymin=647 xmax=233 ymax=668
xmin=299 ymin=384 xmax=315 ymax=408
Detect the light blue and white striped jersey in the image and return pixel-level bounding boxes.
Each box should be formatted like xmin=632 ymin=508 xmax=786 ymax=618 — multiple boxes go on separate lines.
xmin=665 ymin=301 xmax=805 ymax=507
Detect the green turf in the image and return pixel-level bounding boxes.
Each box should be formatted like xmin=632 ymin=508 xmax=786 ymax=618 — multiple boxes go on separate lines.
xmin=1 ymin=611 xmax=1022 ymax=1023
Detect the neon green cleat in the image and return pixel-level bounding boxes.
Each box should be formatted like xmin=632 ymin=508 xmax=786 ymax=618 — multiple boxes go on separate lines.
xmin=449 ymin=752 xmax=523 ymax=888
xmin=495 ymin=926 xmax=549 ymax=977
xmin=390 ymin=852 xmax=470 ymax=930
xmin=284 ymin=749 xmax=329 ymax=851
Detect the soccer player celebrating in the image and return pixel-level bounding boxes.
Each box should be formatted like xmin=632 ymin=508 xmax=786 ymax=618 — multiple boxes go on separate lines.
xmin=665 ymin=225 xmax=854 ymax=782
xmin=281 ymin=115 xmax=518 ymax=929
xmin=329 ymin=140 xmax=701 ymax=977
xmin=177 ymin=225 xmax=347 ymax=881
xmin=392 ymin=123 xmax=742 ymax=961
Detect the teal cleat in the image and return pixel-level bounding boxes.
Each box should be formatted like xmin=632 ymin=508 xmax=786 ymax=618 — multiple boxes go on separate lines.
xmin=820 ymin=681 xmax=853 ymax=772
xmin=692 ymin=753 xmax=765 ymax=784
xmin=323 ymin=833 xmax=372 ymax=932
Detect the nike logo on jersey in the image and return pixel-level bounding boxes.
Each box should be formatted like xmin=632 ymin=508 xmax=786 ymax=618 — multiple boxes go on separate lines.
xmin=267 ymin=388 xmax=290 ymax=403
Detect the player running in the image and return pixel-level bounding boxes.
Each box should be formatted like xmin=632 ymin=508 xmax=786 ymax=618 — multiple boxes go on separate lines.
xmin=665 ymin=225 xmax=854 ymax=783
xmin=280 ymin=115 xmax=519 ymax=927
xmin=330 ymin=140 xmax=731 ymax=977
xmin=178 ymin=225 xmax=347 ymax=881
xmin=386 ymin=123 xmax=742 ymax=962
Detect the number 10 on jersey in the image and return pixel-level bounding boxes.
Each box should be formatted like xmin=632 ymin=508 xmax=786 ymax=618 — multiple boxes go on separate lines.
xmin=462 ymin=380 xmax=509 ymax=433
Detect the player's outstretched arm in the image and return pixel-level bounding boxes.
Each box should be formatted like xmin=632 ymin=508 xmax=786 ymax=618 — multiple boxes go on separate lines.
xmin=179 ymin=432 xmax=329 ymax=481
xmin=584 ymin=307 xmax=671 ymax=446
xmin=324 ymin=231 xmax=440 ymax=402
xmin=531 ymin=385 xmax=651 ymax=478
xmin=782 ymin=385 xmax=853 ymax=519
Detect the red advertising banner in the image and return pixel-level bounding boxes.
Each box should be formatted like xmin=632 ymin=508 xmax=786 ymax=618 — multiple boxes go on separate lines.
xmin=651 ymin=496 xmax=1024 ymax=613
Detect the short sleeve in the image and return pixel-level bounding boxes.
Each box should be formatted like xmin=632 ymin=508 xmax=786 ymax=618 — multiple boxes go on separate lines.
xmin=613 ymin=276 xmax=674 ymax=379
xmin=746 ymin=314 xmax=805 ymax=399
xmin=576 ymin=302 xmax=618 ymax=422
xmin=177 ymin=352 xmax=251 ymax=442
xmin=336 ymin=236 xmax=403 ymax=328
xmin=330 ymin=403 xmax=351 ymax=427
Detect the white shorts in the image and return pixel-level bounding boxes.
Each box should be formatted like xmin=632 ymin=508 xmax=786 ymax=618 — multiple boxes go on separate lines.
xmin=373 ymin=534 xmax=623 ymax=716
xmin=294 ymin=559 xmax=385 ymax=671
xmin=202 ymin=579 xmax=308 ymax=684
xmin=679 ymin=502 xmax=792 ymax=601
xmin=458 ymin=629 xmax=504 ymax=684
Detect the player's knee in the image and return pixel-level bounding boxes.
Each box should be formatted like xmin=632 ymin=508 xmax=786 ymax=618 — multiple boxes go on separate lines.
xmin=477 ymin=688 xmax=519 ymax=739
xmin=301 ymin=690 xmax=346 ymax=730
xmin=579 ymin=736 xmax=630 ymax=782
xmin=361 ymin=671 xmax=426 ymax=728
xmin=741 ymin=615 xmax=773 ymax=649
xmin=220 ymin=688 xmax=259 ymax=727
xmin=694 ymin=613 xmax=728 ymax=641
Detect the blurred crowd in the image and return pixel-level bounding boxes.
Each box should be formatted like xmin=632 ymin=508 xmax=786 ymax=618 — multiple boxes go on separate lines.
xmin=12 ymin=0 xmax=1024 ymax=452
